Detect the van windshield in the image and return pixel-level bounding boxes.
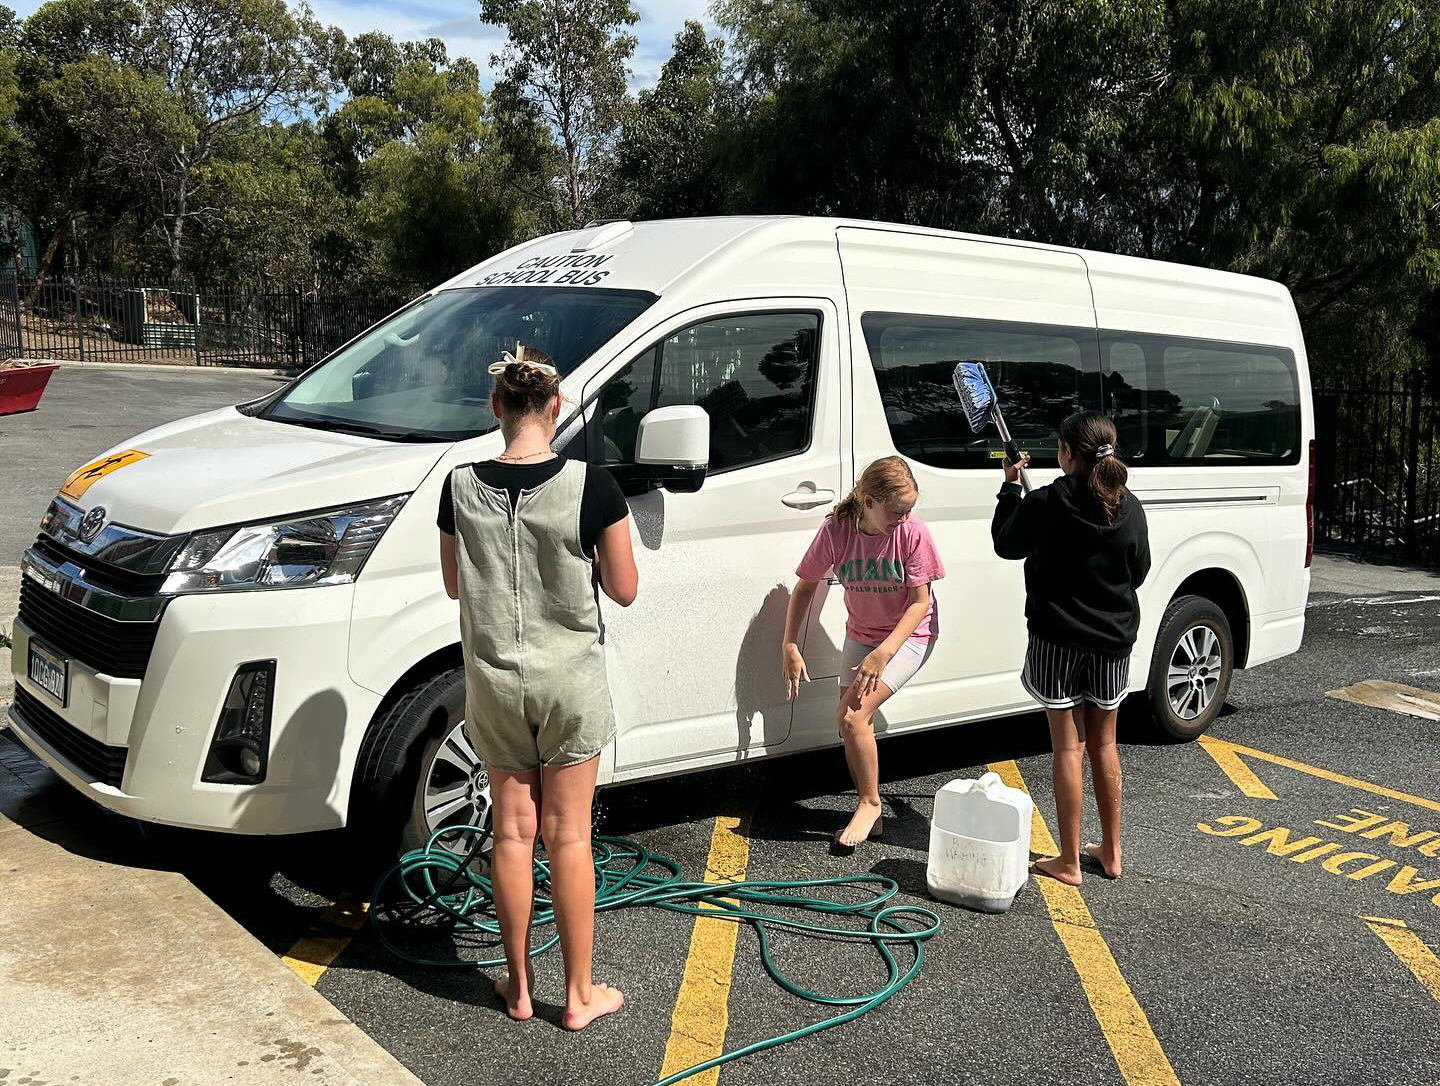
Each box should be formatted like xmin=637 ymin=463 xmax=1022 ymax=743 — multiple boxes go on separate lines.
xmin=261 ymin=286 xmax=658 ymax=441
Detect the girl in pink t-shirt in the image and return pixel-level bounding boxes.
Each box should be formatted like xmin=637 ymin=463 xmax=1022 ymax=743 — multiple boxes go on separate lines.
xmin=782 ymin=456 xmax=946 ymax=849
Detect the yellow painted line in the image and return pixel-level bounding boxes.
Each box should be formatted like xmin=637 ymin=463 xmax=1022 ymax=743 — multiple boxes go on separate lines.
xmin=1196 ymin=736 xmax=1440 ymax=815
xmin=990 ymin=760 xmax=1180 ymax=1086
xmin=658 ymin=813 xmax=752 ymax=1086
xmin=1196 ymin=735 xmax=1278 ymax=799
xmin=281 ymin=895 xmax=369 ymax=986
xmin=1364 ymin=917 xmax=1440 ymax=1004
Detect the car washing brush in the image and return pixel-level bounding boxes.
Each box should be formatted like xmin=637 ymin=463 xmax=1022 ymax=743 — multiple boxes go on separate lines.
xmin=952 ymin=361 xmax=1031 ymax=492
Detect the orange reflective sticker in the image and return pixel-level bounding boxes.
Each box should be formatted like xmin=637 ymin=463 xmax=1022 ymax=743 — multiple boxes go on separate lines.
xmin=59 ymin=449 xmax=150 ymax=500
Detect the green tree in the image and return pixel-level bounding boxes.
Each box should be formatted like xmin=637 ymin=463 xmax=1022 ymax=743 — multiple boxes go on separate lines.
xmin=480 ymin=0 xmax=638 ymax=226
xmin=605 ymin=20 xmax=728 ymax=218
xmin=322 ymin=31 xmax=549 ymax=287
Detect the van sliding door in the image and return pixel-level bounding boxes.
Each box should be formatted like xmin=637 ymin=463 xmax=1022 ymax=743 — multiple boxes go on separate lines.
xmin=828 ymin=228 xmax=1102 ymax=732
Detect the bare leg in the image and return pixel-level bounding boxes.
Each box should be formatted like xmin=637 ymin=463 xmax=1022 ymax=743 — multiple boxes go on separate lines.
xmin=834 ymin=681 xmax=896 ymax=847
xmin=1033 ymin=707 xmax=1085 ymax=886
xmin=541 ymin=755 xmax=624 ymax=1031
xmin=488 ymin=767 xmax=541 ymax=1020
xmin=1082 ymin=701 xmax=1124 ymax=878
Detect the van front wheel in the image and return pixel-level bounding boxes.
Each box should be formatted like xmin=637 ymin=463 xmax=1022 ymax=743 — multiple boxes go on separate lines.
xmin=352 ymin=668 xmax=493 ymax=859
xmin=1146 ymin=595 xmax=1234 ymax=740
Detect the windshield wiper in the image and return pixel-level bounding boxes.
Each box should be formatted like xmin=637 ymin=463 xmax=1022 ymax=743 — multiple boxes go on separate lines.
xmin=266 ymin=414 xmax=453 ymax=443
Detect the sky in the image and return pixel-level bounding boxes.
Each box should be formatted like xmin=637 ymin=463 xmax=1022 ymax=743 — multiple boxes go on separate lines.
xmin=7 ymin=1 xmax=717 ymax=90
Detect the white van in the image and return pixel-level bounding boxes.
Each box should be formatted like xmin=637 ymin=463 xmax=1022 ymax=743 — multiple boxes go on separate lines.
xmin=8 ymin=217 xmax=1312 ymax=852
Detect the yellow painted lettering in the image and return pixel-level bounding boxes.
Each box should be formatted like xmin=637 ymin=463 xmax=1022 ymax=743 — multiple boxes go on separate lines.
xmin=1239 ymin=827 xmax=1327 ymax=857
xmin=1358 ymin=822 xmax=1439 ymax=850
xmin=1290 ymin=843 xmax=1344 ymax=863
xmin=1344 ymin=858 xmax=1397 ymax=881
xmin=1384 ymin=866 xmax=1440 ymax=896
xmin=1418 ymin=837 xmax=1440 ymax=859
xmin=1321 ymin=851 xmax=1387 ymax=876
xmin=1314 ymin=808 xmax=1386 ymax=833
xmin=1197 ymin=816 xmax=1265 ymax=837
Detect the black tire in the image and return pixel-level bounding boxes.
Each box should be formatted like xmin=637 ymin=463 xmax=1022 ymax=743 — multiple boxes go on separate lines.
xmin=1146 ymin=595 xmax=1234 ymax=740
xmin=351 ymin=669 xmax=491 ymax=859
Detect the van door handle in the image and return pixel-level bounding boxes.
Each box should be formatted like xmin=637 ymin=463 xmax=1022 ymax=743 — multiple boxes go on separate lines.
xmin=781 ymin=485 xmax=836 ymax=510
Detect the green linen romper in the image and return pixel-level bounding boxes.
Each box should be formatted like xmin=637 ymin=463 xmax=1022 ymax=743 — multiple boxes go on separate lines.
xmin=450 ymin=459 xmax=617 ymax=773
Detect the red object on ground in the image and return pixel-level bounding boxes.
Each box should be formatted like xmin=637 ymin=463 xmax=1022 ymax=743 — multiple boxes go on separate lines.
xmin=0 ymin=362 xmax=59 ymax=415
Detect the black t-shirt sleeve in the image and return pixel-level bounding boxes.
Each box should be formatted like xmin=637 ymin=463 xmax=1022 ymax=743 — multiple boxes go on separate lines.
xmin=437 ymin=470 xmax=456 ymax=534
xmin=580 ymin=466 xmax=629 ymax=554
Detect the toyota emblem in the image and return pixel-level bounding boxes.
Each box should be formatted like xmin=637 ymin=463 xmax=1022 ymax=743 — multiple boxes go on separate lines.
xmin=79 ymin=505 xmax=107 ymax=542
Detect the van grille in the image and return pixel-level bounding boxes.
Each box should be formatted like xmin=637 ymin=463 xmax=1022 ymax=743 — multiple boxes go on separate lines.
xmin=18 ymin=579 xmax=160 ymax=679
xmin=12 ymin=688 xmax=127 ymax=787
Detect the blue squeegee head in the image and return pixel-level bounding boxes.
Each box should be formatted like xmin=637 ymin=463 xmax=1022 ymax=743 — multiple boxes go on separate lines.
xmin=951 ymin=361 xmax=994 ymax=433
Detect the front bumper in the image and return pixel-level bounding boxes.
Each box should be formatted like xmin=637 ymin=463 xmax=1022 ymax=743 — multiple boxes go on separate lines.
xmin=9 ymin=582 xmax=382 ymax=834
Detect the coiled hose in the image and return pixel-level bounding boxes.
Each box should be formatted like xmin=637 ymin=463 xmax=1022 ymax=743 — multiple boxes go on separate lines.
xmin=370 ymin=826 xmax=941 ymax=1086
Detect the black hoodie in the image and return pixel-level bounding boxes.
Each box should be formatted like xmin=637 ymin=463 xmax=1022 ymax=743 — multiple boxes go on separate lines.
xmin=991 ymin=474 xmax=1151 ymax=656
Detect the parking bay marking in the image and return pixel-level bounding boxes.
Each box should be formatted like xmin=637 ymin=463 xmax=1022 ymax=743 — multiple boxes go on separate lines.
xmin=1196 ymin=734 xmax=1440 ymax=997
xmin=989 ymin=760 xmax=1181 ymax=1086
xmin=658 ymin=812 xmax=752 ymax=1086
xmin=1196 ymin=734 xmax=1440 ymax=814
xmin=1363 ymin=918 xmax=1440 ymax=1005
xmin=281 ymin=895 xmax=369 ymax=986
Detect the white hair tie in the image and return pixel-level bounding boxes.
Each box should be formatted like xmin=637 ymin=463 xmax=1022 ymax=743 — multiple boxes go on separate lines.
xmin=1095 ymin=443 xmax=1116 ymax=459
xmin=487 ymin=350 xmax=557 ymax=377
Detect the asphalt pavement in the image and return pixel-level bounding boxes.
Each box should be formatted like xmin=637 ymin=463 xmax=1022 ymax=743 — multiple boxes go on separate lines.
xmin=183 ymin=576 xmax=1440 ymax=1086
xmin=2 ymin=362 xmax=1437 ymax=1086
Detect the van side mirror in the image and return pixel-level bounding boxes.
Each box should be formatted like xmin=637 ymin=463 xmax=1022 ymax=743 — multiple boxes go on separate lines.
xmin=612 ymin=406 xmax=710 ymax=497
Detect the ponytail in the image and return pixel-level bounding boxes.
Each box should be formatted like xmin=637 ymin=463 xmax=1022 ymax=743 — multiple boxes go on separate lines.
xmin=832 ymin=456 xmax=918 ymax=525
xmin=1059 ymin=410 xmax=1129 ymax=524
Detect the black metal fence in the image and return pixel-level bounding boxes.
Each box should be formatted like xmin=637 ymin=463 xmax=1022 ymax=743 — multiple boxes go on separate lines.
xmin=0 ymin=275 xmax=406 ymax=371
xmin=1314 ymin=373 xmax=1440 ymax=563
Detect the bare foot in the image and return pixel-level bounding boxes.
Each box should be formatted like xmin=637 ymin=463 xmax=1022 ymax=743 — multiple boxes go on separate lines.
xmin=1032 ymin=856 xmax=1082 ymax=886
xmin=835 ymin=800 xmax=884 ymax=848
xmin=493 ymin=963 xmax=536 ymax=1021
xmin=562 ymin=983 xmax=625 ymax=1031
xmin=1083 ymin=843 xmax=1122 ymax=879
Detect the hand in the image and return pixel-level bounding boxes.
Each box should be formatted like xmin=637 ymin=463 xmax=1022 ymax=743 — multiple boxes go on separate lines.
xmin=851 ymin=648 xmax=892 ymax=700
xmin=1003 ymin=452 xmax=1030 ymax=484
xmin=782 ymin=643 xmax=810 ymax=702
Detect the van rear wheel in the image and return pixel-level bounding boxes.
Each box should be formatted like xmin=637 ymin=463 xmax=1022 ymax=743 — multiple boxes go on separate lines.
xmin=352 ymin=668 xmax=493 ymax=859
xmin=1146 ymin=595 xmax=1234 ymax=740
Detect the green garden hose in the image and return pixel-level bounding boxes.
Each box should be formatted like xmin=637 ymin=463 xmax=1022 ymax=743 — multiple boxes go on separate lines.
xmin=370 ymin=826 xmax=941 ymax=1086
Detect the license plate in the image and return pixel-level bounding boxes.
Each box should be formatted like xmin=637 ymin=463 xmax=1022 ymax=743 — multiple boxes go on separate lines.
xmin=27 ymin=640 xmax=69 ymax=708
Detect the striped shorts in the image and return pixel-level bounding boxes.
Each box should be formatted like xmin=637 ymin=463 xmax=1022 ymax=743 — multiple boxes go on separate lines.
xmin=1021 ymin=634 xmax=1131 ymax=711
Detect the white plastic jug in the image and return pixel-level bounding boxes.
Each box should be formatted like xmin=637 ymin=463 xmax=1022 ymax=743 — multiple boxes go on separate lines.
xmin=926 ymin=772 xmax=1033 ymax=913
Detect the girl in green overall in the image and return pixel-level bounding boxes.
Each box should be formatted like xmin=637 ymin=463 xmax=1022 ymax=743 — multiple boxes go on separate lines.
xmin=438 ymin=346 xmax=637 ymax=1029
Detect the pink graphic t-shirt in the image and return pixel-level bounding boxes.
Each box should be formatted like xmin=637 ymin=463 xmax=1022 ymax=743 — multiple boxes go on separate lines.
xmin=796 ymin=515 xmax=946 ymax=645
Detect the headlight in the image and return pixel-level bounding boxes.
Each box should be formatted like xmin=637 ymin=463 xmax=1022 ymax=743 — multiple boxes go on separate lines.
xmin=161 ymin=496 xmax=408 ymax=594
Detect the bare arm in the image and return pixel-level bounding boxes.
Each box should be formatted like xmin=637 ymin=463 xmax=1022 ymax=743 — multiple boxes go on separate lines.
xmin=782 ymin=578 xmax=819 ymax=700
xmin=595 ymin=516 xmax=639 ymax=607
xmin=879 ymin=584 xmax=931 ymax=656
xmin=440 ymin=530 xmax=459 ymax=600
xmin=852 ymin=584 xmax=931 ymax=698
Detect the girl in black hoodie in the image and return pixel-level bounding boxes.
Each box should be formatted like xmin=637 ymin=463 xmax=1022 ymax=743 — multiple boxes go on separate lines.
xmin=992 ymin=410 xmax=1150 ymax=885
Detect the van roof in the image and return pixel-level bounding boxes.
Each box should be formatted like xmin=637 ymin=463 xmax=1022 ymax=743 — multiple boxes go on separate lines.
xmin=442 ymin=216 xmax=1297 ymax=341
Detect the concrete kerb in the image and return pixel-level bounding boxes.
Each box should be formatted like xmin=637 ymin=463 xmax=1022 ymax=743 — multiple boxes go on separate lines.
xmin=1309 ymin=552 xmax=1440 ymax=599
xmin=0 ymin=792 xmax=425 ymax=1084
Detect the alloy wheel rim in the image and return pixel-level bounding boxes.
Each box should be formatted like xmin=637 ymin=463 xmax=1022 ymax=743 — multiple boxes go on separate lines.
xmin=1167 ymin=625 xmax=1222 ymax=721
xmin=421 ymin=719 xmax=492 ymax=854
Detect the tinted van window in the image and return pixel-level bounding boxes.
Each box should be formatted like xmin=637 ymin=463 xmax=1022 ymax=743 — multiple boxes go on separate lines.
xmin=593 ymin=312 xmax=821 ymax=473
xmin=1103 ymin=333 xmax=1301 ymax=465
xmin=862 ymin=314 xmax=1100 ymax=469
